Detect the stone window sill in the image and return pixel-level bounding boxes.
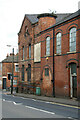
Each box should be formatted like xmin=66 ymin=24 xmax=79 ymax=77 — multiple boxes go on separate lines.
xmin=67 ymin=51 xmax=76 ymax=54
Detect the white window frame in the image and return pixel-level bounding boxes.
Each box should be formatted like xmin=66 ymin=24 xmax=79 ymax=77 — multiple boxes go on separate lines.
xmin=56 ymin=33 xmax=61 ymax=54
xmin=69 ymin=27 xmax=76 ymax=52
xmin=46 ymin=36 xmax=50 ymax=56
xmin=15 ymin=63 xmax=19 ymax=72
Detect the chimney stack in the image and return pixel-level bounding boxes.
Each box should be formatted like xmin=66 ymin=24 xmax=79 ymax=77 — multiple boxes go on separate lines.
xmin=10 ymin=53 xmax=14 ymax=56
xmin=6 ymin=54 xmax=9 ymax=58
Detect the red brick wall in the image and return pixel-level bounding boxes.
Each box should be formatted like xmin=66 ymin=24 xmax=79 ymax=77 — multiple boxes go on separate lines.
xmin=2 ymin=62 xmax=19 ymax=89
xmin=18 ymin=12 xmax=80 ymax=98
xmin=18 ymin=15 xmax=56 ymax=95
xmin=54 ymin=16 xmax=80 ymax=97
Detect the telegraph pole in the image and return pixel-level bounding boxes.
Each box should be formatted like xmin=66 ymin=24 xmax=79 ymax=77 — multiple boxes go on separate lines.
xmin=11 ymin=48 xmax=14 ymax=94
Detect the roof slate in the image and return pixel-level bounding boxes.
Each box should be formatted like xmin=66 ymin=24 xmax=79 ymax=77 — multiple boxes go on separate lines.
xmin=19 ymin=10 xmax=80 ymax=34
xmin=25 ymin=13 xmax=72 ymax=24
xmin=2 ymin=55 xmax=18 ymax=63
xmin=25 ymin=14 xmax=38 ymax=24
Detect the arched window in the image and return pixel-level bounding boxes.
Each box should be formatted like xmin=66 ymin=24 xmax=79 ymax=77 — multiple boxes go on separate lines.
xmin=29 ymin=44 xmax=31 ymax=58
xmin=56 ymin=33 xmax=61 ymax=54
xmin=46 ymin=36 xmax=50 ymax=56
xmin=22 ymin=46 xmax=24 ymax=60
xmin=69 ymin=27 xmax=76 ymax=52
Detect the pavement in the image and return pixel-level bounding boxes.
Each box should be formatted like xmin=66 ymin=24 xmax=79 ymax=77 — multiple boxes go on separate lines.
xmin=3 ymin=90 xmax=79 ymax=107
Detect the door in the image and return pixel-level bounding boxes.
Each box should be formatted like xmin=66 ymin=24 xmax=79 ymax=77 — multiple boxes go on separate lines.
xmin=3 ymin=78 xmax=6 ymax=89
xmin=27 ymin=64 xmax=31 ymax=82
xmin=72 ymin=76 xmax=77 ymax=98
xmin=70 ymin=63 xmax=77 ymax=98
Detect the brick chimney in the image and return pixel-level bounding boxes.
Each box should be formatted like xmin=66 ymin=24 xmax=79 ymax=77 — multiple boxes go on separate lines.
xmin=10 ymin=53 xmax=14 ymax=56
xmin=6 ymin=54 xmax=9 ymax=58
xmin=37 ymin=13 xmax=57 ymax=31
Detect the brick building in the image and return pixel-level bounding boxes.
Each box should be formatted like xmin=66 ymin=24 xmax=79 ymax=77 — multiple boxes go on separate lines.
xmin=0 ymin=62 xmax=2 ymax=89
xmin=18 ymin=9 xmax=80 ymax=99
xmin=2 ymin=53 xmax=19 ymax=90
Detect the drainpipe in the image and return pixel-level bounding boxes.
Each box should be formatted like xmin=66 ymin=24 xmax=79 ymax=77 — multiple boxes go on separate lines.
xmin=53 ymin=27 xmax=55 ymax=97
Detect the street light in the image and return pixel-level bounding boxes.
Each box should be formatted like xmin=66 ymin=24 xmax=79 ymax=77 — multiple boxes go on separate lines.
xmin=7 ymin=45 xmax=14 ymax=94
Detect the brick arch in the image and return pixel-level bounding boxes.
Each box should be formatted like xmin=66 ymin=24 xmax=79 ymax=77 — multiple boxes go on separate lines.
xmin=55 ymin=29 xmax=63 ymax=35
xmin=66 ymin=59 xmax=79 ymax=68
xmin=45 ymin=33 xmax=51 ymax=39
xmin=41 ymin=65 xmax=53 ymax=81
xmin=66 ymin=23 xmax=78 ymax=34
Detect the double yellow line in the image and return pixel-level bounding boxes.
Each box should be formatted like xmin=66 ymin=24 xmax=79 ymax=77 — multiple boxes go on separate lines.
xmin=50 ymin=102 xmax=80 ymax=109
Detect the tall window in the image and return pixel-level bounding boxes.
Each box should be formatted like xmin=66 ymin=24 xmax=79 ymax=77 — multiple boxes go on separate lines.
xmin=46 ymin=36 xmax=50 ymax=56
xmin=26 ymin=47 xmax=27 ymax=59
xmin=69 ymin=27 xmax=76 ymax=52
xmin=56 ymin=33 xmax=61 ymax=54
xmin=29 ymin=44 xmax=31 ymax=58
xmin=22 ymin=65 xmax=24 ymax=81
xmin=27 ymin=64 xmax=31 ymax=82
xmin=22 ymin=46 xmax=24 ymax=60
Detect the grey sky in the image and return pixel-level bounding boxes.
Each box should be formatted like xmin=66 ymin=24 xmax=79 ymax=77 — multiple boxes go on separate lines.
xmin=0 ymin=0 xmax=80 ymax=62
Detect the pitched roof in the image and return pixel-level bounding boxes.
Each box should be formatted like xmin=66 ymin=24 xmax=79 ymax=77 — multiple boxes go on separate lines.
xmin=18 ymin=10 xmax=80 ymax=34
xmin=25 ymin=14 xmax=38 ymax=24
xmin=55 ymin=9 xmax=80 ymax=26
xmin=25 ymin=13 xmax=72 ymax=24
xmin=2 ymin=55 xmax=18 ymax=63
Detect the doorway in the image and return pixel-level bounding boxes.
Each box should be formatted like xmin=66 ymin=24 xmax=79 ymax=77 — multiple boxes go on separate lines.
xmin=70 ymin=63 xmax=77 ymax=98
xmin=3 ymin=78 xmax=6 ymax=89
xmin=27 ymin=64 xmax=31 ymax=82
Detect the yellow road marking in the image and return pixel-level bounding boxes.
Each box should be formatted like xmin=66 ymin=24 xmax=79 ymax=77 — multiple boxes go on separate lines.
xmin=50 ymin=102 xmax=80 ymax=109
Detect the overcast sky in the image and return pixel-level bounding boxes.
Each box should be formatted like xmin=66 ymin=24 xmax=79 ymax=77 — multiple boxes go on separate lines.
xmin=0 ymin=0 xmax=80 ymax=62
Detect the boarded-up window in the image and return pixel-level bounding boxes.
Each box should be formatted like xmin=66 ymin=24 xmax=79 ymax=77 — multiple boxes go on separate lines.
xmin=34 ymin=43 xmax=41 ymax=62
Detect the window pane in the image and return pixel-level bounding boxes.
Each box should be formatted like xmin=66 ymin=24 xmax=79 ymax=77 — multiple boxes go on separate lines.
xmin=29 ymin=44 xmax=31 ymax=58
xmin=56 ymin=33 xmax=61 ymax=54
xmin=70 ymin=28 xmax=76 ymax=52
xmin=22 ymin=65 xmax=24 ymax=81
xmin=15 ymin=65 xmax=19 ymax=72
xmin=45 ymin=68 xmax=49 ymax=76
xmin=46 ymin=37 xmax=50 ymax=56
xmin=22 ymin=46 xmax=24 ymax=60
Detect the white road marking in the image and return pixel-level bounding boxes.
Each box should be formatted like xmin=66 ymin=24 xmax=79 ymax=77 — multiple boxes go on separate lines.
xmin=32 ymin=99 xmax=36 ymax=101
xmin=13 ymin=102 xmax=22 ymax=105
xmin=13 ymin=102 xmax=17 ymax=105
xmin=68 ymin=117 xmax=77 ymax=120
xmin=25 ymin=105 xmax=55 ymax=115
xmin=45 ymin=102 xmax=50 ymax=104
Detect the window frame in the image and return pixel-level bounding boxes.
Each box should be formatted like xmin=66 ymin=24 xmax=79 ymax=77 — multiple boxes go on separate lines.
xmin=29 ymin=44 xmax=31 ymax=58
xmin=15 ymin=64 xmax=19 ymax=72
xmin=69 ymin=27 xmax=76 ymax=52
xmin=56 ymin=32 xmax=61 ymax=54
xmin=22 ymin=46 xmax=24 ymax=60
xmin=22 ymin=65 xmax=24 ymax=81
xmin=45 ymin=68 xmax=49 ymax=76
xmin=46 ymin=36 xmax=50 ymax=56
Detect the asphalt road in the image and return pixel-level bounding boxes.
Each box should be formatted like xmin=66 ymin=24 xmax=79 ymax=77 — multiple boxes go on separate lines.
xmin=0 ymin=91 xmax=79 ymax=119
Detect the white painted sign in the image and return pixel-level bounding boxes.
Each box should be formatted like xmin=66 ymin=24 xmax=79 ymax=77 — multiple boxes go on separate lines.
xmin=34 ymin=43 xmax=41 ymax=62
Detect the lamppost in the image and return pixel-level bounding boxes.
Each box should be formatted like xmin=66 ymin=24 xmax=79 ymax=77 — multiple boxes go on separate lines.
xmin=7 ymin=45 xmax=14 ymax=94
